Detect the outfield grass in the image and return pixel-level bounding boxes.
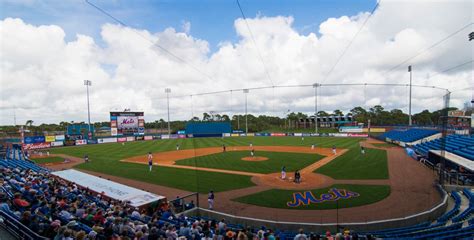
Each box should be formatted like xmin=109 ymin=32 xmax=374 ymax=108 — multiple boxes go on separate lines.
xmin=234 ymin=184 xmax=391 ymax=210
xmin=315 ymin=148 xmax=389 ymax=179
xmin=31 ymin=156 xmax=64 ymax=164
xmin=50 ymin=137 xmax=367 ymax=192
xmin=175 ymin=151 xmax=324 ymax=174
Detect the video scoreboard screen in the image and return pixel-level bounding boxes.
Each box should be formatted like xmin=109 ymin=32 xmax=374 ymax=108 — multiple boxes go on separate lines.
xmin=110 ymin=112 xmax=145 ymax=136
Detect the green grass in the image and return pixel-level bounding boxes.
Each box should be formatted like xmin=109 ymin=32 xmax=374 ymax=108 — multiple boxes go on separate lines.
xmin=234 ymin=184 xmax=391 ymax=210
xmin=31 ymin=156 xmax=64 ymax=164
xmin=175 ymin=151 xmax=324 ymax=174
xmin=315 ymin=148 xmax=388 ymax=179
xmin=50 ymin=137 xmax=366 ymax=192
xmin=79 ymin=162 xmax=254 ymax=193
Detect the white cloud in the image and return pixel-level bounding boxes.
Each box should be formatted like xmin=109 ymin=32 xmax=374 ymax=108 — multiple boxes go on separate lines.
xmin=0 ymin=0 xmax=472 ymax=125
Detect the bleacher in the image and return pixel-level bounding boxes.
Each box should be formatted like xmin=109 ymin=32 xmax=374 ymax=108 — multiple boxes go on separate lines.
xmin=368 ymin=189 xmax=474 ymax=239
xmin=413 ymin=135 xmax=474 ymax=160
xmin=378 ymin=128 xmax=439 ymax=143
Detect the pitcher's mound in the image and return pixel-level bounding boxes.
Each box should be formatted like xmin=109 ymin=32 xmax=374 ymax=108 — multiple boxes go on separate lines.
xmin=241 ymin=156 xmax=269 ymax=161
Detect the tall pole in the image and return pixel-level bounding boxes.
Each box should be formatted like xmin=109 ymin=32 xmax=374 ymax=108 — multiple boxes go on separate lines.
xmin=408 ymin=66 xmax=412 ymax=126
xmin=313 ymin=83 xmax=319 ymax=133
xmin=165 ymin=88 xmax=171 ymax=135
xmin=244 ymin=89 xmax=249 ymax=134
xmin=84 ymin=80 xmax=92 ymax=139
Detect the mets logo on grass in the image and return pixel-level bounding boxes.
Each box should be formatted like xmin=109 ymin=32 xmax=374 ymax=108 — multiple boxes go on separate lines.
xmin=287 ymin=188 xmax=360 ymax=207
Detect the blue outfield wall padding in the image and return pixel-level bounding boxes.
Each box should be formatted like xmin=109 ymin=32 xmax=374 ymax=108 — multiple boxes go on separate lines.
xmin=185 ymin=122 xmax=231 ymax=135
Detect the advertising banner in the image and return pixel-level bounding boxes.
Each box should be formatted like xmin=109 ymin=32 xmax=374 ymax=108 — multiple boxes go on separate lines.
xmin=50 ymin=141 xmax=64 ymax=147
xmin=65 ymin=140 xmax=76 ymax=146
xmin=239 ymin=133 xmax=247 ymax=137
xmin=98 ymin=138 xmax=118 ymax=144
xmin=22 ymin=142 xmax=51 ymax=150
xmin=169 ymin=134 xmax=179 ymax=139
xmin=186 ymin=134 xmax=193 ymax=138
xmin=117 ymin=137 xmax=127 ymax=142
xmin=88 ymin=139 xmax=98 ymax=144
xmin=294 ymin=133 xmax=303 ymax=137
xmin=126 ymin=136 xmax=135 ymax=142
xmin=144 ymin=136 xmax=153 ymax=140
xmin=333 ymin=133 xmax=348 ymax=137
xmin=178 ymin=134 xmax=186 ymax=139
xmin=135 ymin=136 xmax=144 ymax=141
xmin=24 ymin=136 xmax=46 ymax=144
xmin=364 ymin=128 xmax=386 ymax=133
xmin=222 ymin=133 xmax=231 ymax=137
xmin=161 ymin=134 xmax=170 ymax=139
xmin=302 ymin=133 xmax=311 ymax=137
xmin=177 ymin=130 xmax=186 ymax=134
xmin=231 ymin=134 xmax=240 ymax=137
xmin=347 ymin=133 xmax=369 ymax=137
xmin=271 ymin=133 xmax=286 ymax=137
xmin=55 ymin=135 xmax=65 ymax=141
xmin=247 ymin=133 xmax=255 ymax=137
xmin=287 ymin=133 xmax=294 ymax=136
xmin=45 ymin=136 xmax=56 ymax=142
xmin=75 ymin=139 xmax=87 ymax=145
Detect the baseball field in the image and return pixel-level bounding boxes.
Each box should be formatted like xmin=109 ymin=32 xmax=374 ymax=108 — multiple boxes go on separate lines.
xmin=45 ymin=136 xmax=440 ymax=222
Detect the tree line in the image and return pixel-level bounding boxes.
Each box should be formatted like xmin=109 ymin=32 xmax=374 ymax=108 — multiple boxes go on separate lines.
xmin=0 ymin=105 xmax=468 ymax=136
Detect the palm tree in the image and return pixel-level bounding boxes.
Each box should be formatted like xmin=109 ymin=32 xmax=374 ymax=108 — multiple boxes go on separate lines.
xmin=25 ymin=120 xmax=33 ymax=130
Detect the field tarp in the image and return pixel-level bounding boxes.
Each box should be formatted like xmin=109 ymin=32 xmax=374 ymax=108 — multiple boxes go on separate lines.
xmin=52 ymin=169 xmax=165 ymax=207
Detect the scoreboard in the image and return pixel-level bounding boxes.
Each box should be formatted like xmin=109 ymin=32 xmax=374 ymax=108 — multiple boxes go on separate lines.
xmin=110 ymin=112 xmax=145 ymax=136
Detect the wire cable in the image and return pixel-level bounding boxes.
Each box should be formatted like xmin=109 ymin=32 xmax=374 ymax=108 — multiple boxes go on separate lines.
xmin=428 ymin=60 xmax=473 ymax=79
xmin=85 ymin=0 xmax=215 ymax=82
xmin=236 ymin=0 xmax=275 ymax=86
xmin=382 ymin=22 xmax=473 ymax=76
xmin=320 ymin=0 xmax=380 ymax=84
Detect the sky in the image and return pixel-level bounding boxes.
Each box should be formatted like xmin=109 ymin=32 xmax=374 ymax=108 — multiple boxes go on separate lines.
xmin=0 ymin=0 xmax=473 ymax=125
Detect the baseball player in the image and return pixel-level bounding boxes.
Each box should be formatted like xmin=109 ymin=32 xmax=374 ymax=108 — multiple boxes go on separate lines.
xmin=281 ymin=166 xmax=286 ymax=180
xmin=148 ymin=152 xmax=153 ymax=172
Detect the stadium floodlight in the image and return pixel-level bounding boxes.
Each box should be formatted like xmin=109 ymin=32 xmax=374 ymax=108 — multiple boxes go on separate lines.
xmin=165 ymin=88 xmax=171 ymax=135
xmin=84 ymin=80 xmax=92 ymax=139
xmin=408 ymin=66 xmax=412 ymax=126
xmin=243 ymin=89 xmax=249 ymax=134
xmin=313 ymin=83 xmax=320 ymax=133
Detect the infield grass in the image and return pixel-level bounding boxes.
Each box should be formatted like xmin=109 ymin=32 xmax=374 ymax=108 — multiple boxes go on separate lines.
xmin=175 ymin=151 xmax=325 ymax=174
xmin=234 ymin=184 xmax=391 ymax=210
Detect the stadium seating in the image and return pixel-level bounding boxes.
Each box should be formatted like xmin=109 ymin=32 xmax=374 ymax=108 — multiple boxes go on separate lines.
xmin=1 ymin=158 xmax=474 ymax=240
xmin=378 ymin=128 xmax=439 ymax=143
xmin=413 ymin=134 xmax=474 ymax=160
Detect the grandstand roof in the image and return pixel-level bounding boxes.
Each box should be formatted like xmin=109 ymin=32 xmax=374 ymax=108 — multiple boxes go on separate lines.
xmin=429 ymin=150 xmax=474 ymax=172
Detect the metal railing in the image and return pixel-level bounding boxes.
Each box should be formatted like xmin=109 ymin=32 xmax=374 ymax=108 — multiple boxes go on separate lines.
xmin=0 ymin=210 xmax=49 ymax=240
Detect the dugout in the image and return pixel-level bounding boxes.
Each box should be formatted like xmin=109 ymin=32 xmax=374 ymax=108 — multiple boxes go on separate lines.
xmin=185 ymin=122 xmax=231 ymax=138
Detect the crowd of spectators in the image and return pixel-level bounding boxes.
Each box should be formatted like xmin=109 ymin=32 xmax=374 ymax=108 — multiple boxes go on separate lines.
xmin=1 ymin=163 xmax=362 ymax=240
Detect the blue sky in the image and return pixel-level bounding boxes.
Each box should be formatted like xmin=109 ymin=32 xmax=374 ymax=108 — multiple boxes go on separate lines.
xmin=1 ymin=0 xmax=376 ymax=52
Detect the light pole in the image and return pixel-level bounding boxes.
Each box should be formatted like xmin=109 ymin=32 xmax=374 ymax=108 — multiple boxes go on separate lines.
xmin=84 ymin=80 xmax=92 ymax=139
xmin=243 ymin=89 xmax=249 ymax=134
xmin=408 ymin=66 xmax=412 ymax=126
xmin=165 ymin=88 xmax=171 ymax=135
xmin=313 ymin=83 xmax=319 ymax=133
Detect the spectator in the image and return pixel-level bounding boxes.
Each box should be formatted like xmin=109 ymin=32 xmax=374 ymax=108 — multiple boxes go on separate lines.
xmin=294 ymin=228 xmax=308 ymax=240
